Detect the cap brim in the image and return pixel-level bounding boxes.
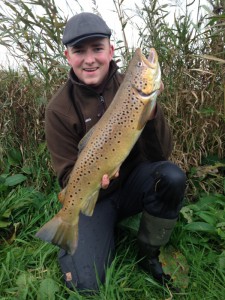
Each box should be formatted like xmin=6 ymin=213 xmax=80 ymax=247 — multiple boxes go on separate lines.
xmin=66 ymin=34 xmax=110 ymax=47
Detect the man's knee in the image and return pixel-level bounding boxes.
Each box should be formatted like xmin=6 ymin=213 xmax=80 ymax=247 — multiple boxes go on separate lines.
xmin=160 ymin=162 xmax=186 ymax=191
xmin=143 ymin=162 xmax=186 ymax=218
xmin=156 ymin=162 xmax=186 ymax=212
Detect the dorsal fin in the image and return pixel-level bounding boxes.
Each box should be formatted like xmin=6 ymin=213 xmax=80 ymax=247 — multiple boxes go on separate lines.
xmin=137 ymin=93 xmax=158 ymax=130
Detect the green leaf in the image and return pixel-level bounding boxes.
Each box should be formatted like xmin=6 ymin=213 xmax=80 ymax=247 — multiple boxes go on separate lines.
xmin=37 ymin=142 xmax=47 ymax=155
xmin=160 ymin=246 xmax=189 ymax=289
xmin=5 ymin=174 xmax=27 ymax=186
xmin=0 ymin=184 xmax=8 ymax=193
xmin=1 ymin=209 xmax=12 ymax=218
xmin=217 ymin=228 xmax=225 ymax=240
xmin=184 ymin=222 xmax=216 ymax=233
xmin=15 ymin=273 xmax=31 ymax=300
xmin=0 ymin=175 xmax=6 ymax=184
xmin=199 ymin=108 xmax=215 ymax=116
xmin=0 ymin=220 xmax=12 ymax=228
xmin=188 ymin=195 xmax=220 ymax=212
xmin=216 ymin=222 xmax=225 ymax=229
xmin=21 ymin=166 xmax=32 ymax=175
xmin=37 ymin=278 xmax=59 ymax=300
xmin=7 ymin=148 xmax=22 ymax=166
xmin=195 ymin=211 xmax=217 ymax=226
xmin=216 ymin=250 xmax=225 ymax=271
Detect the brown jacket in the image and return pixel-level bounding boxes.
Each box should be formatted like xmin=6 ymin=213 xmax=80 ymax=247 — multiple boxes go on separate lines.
xmin=45 ymin=60 xmax=173 ymax=192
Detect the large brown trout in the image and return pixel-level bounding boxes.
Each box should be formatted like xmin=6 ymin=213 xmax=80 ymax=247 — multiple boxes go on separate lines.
xmin=36 ymin=48 xmax=161 ymax=254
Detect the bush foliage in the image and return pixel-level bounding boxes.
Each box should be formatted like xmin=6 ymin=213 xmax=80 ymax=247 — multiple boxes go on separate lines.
xmin=0 ymin=0 xmax=224 ymax=175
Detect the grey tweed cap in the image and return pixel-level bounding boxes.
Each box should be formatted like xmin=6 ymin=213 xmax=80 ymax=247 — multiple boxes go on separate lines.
xmin=62 ymin=12 xmax=112 ymax=46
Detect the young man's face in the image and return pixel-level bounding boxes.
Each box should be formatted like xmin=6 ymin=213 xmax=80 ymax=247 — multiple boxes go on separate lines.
xmin=65 ymin=38 xmax=114 ymax=87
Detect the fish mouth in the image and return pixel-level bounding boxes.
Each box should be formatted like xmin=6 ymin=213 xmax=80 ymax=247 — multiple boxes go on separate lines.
xmin=141 ymin=48 xmax=158 ymax=68
xmin=136 ymin=89 xmax=159 ymax=99
xmin=133 ymin=48 xmax=161 ymax=98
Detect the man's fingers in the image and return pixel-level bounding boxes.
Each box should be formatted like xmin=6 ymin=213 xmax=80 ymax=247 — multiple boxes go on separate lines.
xmin=158 ymin=81 xmax=164 ymax=95
xmin=101 ymin=171 xmax=120 ymax=189
xmin=114 ymin=170 xmax=119 ymax=178
xmin=101 ymin=174 xmax=110 ymax=189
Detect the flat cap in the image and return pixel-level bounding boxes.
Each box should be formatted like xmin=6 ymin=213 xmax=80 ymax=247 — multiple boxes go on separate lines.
xmin=62 ymin=12 xmax=112 ymax=46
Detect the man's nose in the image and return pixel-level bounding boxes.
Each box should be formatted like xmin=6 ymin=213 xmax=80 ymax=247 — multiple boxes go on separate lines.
xmin=84 ymin=51 xmax=95 ymax=64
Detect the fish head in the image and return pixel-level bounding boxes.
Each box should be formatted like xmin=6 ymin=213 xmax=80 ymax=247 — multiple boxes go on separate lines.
xmin=129 ymin=48 xmax=161 ymax=103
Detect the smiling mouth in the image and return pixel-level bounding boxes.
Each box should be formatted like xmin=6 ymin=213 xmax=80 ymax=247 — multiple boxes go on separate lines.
xmin=83 ymin=67 xmax=98 ymax=72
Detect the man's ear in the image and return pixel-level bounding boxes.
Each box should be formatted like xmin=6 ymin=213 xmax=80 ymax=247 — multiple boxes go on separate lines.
xmin=110 ymin=44 xmax=115 ymax=60
xmin=64 ymin=48 xmax=71 ymax=65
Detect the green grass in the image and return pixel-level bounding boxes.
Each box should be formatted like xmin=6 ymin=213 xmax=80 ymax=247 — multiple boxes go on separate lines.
xmin=0 ymin=179 xmax=224 ymax=299
xmin=0 ymin=231 xmax=224 ymax=299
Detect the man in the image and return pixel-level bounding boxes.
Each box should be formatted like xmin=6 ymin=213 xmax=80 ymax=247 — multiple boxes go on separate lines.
xmin=45 ymin=12 xmax=186 ymax=291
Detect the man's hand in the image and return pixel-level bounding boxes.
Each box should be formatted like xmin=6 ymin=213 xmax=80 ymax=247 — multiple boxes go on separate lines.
xmin=149 ymin=80 xmax=164 ymax=120
xmin=159 ymin=81 xmax=164 ymax=95
xmin=101 ymin=171 xmax=119 ymax=189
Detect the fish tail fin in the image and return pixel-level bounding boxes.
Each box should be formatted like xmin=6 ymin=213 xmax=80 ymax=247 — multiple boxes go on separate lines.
xmin=35 ymin=214 xmax=79 ymax=255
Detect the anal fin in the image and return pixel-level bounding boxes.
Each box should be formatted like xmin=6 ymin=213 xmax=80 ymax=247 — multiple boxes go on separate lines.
xmin=81 ymin=190 xmax=99 ymax=216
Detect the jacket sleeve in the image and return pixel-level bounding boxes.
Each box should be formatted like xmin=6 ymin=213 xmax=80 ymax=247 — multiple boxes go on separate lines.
xmin=45 ymin=108 xmax=81 ymax=188
xmin=139 ymin=103 xmax=173 ymax=161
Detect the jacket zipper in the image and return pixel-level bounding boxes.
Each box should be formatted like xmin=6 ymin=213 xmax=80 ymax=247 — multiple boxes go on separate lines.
xmin=70 ymin=63 xmax=119 ymax=135
xmin=98 ymin=94 xmax=106 ymax=118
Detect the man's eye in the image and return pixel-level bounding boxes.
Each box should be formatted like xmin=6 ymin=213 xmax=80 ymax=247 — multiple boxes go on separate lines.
xmin=72 ymin=49 xmax=83 ymax=54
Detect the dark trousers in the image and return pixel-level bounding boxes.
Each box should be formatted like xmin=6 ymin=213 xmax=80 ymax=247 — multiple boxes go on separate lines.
xmin=58 ymin=161 xmax=186 ymax=291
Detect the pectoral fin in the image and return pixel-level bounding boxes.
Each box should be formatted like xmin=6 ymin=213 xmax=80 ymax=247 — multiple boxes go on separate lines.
xmin=58 ymin=187 xmax=67 ymax=204
xmin=137 ymin=94 xmax=157 ymax=130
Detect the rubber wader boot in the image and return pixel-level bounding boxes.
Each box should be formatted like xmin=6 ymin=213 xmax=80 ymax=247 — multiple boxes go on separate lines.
xmin=137 ymin=211 xmax=177 ymax=285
